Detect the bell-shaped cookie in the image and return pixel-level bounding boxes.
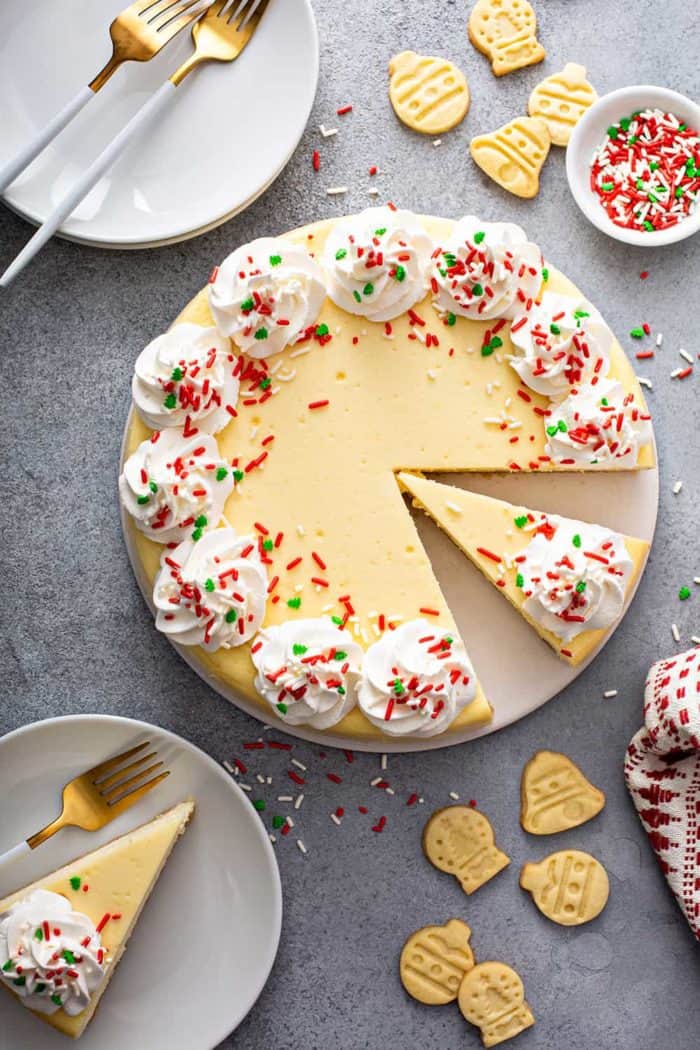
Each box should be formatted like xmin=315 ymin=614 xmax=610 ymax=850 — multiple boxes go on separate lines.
xmin=458 ymin=961 xmax=535 ymax=1047
xmin=520 ymin=750 xmax=605 ymax=834
xmin=400 ymin=919 xmax=475 ymax=1005
xmin=468 ymin=0 xmax=545 ymax=77
xmin=470 ymin=117 xmax=550 ymax=198
xmin=422 ymin=805 xmax=510 ymax=895
xmin=528 ymin=63 xmax=598 ymax=145
xmin=520 ymin=849 xmax=609 ymax=926
xmin=389 ymin=50 xmax=470 ymax=134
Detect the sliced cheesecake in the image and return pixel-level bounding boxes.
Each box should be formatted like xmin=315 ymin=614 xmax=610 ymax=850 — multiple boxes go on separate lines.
xmin=0 ymin=800 xmax=194 ymax=1038
xmin=398 ymin=472 xmax=648 ymax=665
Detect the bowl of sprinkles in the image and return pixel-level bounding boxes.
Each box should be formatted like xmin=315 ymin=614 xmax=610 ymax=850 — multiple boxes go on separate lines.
xmin=566 ymin=85 xmax=700 ymax=246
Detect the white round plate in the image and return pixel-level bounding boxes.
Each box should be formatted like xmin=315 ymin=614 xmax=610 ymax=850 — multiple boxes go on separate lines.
xmin=120 ymin=415 xmax=658 ymax=753
xmin=0 ymin=714 xmax=282 ymax=1048
xmin=0 ymin=0 xmax=318 ymax=248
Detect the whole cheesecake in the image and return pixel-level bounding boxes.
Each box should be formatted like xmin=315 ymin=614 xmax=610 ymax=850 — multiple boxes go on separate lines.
xmin=121 ymin=209 xmax=653 ymax=742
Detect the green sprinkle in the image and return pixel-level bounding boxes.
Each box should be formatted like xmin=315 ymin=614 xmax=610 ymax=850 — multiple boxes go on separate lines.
xmin=263 ymin=538 xmax=274 ymax=550
xmin=69 ymin=876 xmax=81 ymax=891
xmin=233 ymin=469 xmax=244 ymax=482
xmin=240 ymin=297 xmax=255 ymax=312
xmin=630 ymin=327 xmax=645 ymax=339
xmin=192 ymin=528 xmax=203 ymax=541
xmin=471 ymin=283 xmax=483 ymax=297
xmin=572 ymin=533 xmax=582 ymax=548
xmin=392 ymin=678 xmax=405 ymax=696
xmin=335 ymin=248 xmax=347 ymax=261
xmin=514 ymin=515 xmax=528 ymax=528
xmin=331 ymin=615 xmax=343 ymax=625
xmin=205 ymin=578 xmax=215 ymax=592
xmin=35 ymin=983 xmax=46 ymax=994
xmin=163 ymin=392 xmax=177 ymax=409
xmin=628 ymin=135 xmax=638 ymax=144
xmin=374 ymin=227 xmax=387 ymax=236
xmin=137 ymin=494 xmax=150 ymax=505
xmin=195 ymin=515 xmax=207 ymax=528
xmin=62 ymin=950 xmax=75 ymax=965
xmin=272 ymin=815 xmax=285 ymax=829
xmin=550 ymin=323 xmax=561 ymax=335
xmin=648 ymin=192 xmax=659 ymax=204
xmin=473 ymin=231 xmax=486 ymax=244
xmin=316 ymin=323 xmax=330 ymax=337
xmin=542 ymin=267 xmax=549 ymax=282
xmin=393 ymin=265 xmax=406 ymax=283
xmin=269 ymin=254 xmax=282 ymax=267
xmin=215 ymin=467 xmax=228 ymax=481
xmin=619 ymin=117 xmax=632 ymax=131
xmin=34 ymin=927 xmax=44 ymax=941
xmin=13 ymin=977 xmax=27 ymax=988
xmin=576 ymin=581 xmax=587 ymax=594
xmin=601 ymin=182 xmax=614 ymax=191
xmin=287 ymin=596 xmax=302 ymax=609
xmin=276 ymin=703 xmax=288 ymax=715
xmin=679 ymin=586 xmax=691 ymax=601
xmin=649 ymin=161 xmax=659 ymax=171
xmin=253 ymin=799 xmax=265 ymax=812
xmin=600 ymin=398 xmax=609 ymax=406
xmin=481 ymin=335 xmax=503 ymax=356
xmin=337 ymin=685 xmax=346 ymax=695
xmin=293 ymin=643 xmax=308 ymax=655
xmin=546 ymin=424 xmax=559 ymax=437
xmin=679 ymin=123 xmax=687 ymax=131
xmin=446 ymin=312 xmax=456 ymax=327
xmin=353 ymin=290 xmax=362 ymax=303
xmin=675 ymin=187 xmax=685 ymax=199
xmin=636 ymin=179 xmax=645 ymax=190
xmin=362 ymin=282 xmax=374 ymax=296
xmin=334 ymin=651 xmax=347 ymax=660
xmin=516 ymin=573 xmax=524 ymax=589
xmin=254 ymin=327 xmax=268 ymax=341
xmin=225 ymin=609 xmax=237 ymax=623
xmin=643 ymin=220 xmax=654 ymax=231
xmin=557 ymin=419 xmax=568 ymax=433
xmin=260 ymin=377 xmax=271 ymax=389
xmin=51 ymin=994 xmax=62 ymax=1006
xmin=444 ymin=636 xmax=453 ymax=645
xmin=171 ymin=366 xmax=183 ymax=381
xmin=573 ymin=310 xmax=590 ymax=319
xmin=443 ymin=252 xmax=457 ymax=268
xmin=149 ymin=481 xmax=158 ymax=493
xmin=2 ymin=960 xmax=14 ymax=972
xmin=607 ymin=125 xmax=619 ymax=139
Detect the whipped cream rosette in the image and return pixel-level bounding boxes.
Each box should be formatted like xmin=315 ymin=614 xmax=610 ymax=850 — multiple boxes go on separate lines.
xmin=431 ymin=217 xmax=542 ymax=322
xmin=208 ymin=237 xmax=326 ymax=359
xmin=509 ymin=293 xmax=613 ymax=398
xmin=153 ymin=527 xmax=267 ymax=651
xmin=119 ymin=428 xmax=233 ymax=544
xmin=545 ymin=378 xmax=652 ymax=467
xmin=0 ymin=889 xmax=105 ymax=1017
xmin=251 ymin=618 xmax=362 ymax=729
xmin=132 ymin=323 xmax=239 ymax=433
xmin=322 ymin=206 xmax=432 ymax=322
xmin=357 ymin=619 xmax=476 ymax=737
xmin=514 ymin=516 xmax=632 ymax=642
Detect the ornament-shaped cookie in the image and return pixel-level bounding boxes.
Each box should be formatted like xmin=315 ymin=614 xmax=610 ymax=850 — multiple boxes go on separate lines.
xmin=458 ymin=962 xmax=535 ymax=1047
xmin=528 ymin=63 xmax=597 ymax=145
xmin=470 ymin=117 xmax=550 ymax=198
xmin=520 ymin=750 xmax=605 ymax=834
xmin=400 ymin=919 xmax=475 ymax=1005
xmin=388 ymin=51 xmax=470 ymax=134
xmin=422 ymin=806 xmax=510 ymax=895
xmin=520 ymin=849 xmax=609 ymax=926
xmin=468 ymin=0 xmax=545 ymax=77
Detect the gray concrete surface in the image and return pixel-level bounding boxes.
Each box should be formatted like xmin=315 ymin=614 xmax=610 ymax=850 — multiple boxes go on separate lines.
xmin=2 ymin=1 xmax=700 ymax=1047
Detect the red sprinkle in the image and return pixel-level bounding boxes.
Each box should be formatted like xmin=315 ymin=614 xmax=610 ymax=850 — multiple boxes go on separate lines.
xmin=312 ymin=149 xmax=320 ymax=172
xmin=308 ymin=399 xmax=329 ymax=410
xmin=336 ymin=104 xmax=353 ymax=115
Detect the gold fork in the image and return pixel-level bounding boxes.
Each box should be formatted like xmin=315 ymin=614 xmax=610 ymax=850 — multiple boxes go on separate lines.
xmin=0 ymin=741 xmax=169 ymax=868
xmin=0 ymin=0 xmax=213 ymax=195
xmin=1 ymin=0 xmax=272 ymax=287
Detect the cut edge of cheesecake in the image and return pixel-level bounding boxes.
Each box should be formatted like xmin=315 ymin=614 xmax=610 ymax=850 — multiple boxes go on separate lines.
xmin=0 ymin=799 xmax=194 ymax=1039
xmin=397 ymin=471 xmax=649 ymax=666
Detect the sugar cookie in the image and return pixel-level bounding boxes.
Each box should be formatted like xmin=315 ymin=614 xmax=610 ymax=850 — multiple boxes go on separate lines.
xmin=528 ymin=63 xmax=597 ymax=145
xmin=520 ymin=750 xmax=605 ymax=834
xmin=470 ymin=117 xmax=550 ymax=198
xmin=399 ymin=919 xmax=475 ymax=1005
xmin=458 ymin=961 xmax=535 ymax=1047
xmin=422 ymin=805 xmax=510 ymax=895
xmin=388 ymin=51 xmax=470 ymax=134
xmin=520 ymin=849 xmax=609 ymax=926
xmin=468 ymin=0 xmax=545 ymax=77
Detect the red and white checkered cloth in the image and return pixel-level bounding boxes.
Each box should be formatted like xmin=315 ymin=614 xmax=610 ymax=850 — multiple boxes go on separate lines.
xmin=625 ymin=646 xmax=700 ymax=940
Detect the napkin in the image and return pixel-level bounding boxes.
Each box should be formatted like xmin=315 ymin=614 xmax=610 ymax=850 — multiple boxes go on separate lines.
xmin=624 ymin=646 xmax=700 ymax=940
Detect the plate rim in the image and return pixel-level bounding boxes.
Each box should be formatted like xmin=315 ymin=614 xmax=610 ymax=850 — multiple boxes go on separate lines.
xmin=0 ymin=711 xmax=283 ymax=1047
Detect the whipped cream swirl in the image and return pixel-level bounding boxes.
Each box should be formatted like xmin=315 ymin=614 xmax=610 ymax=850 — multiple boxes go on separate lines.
xmin=251 ymin=618 xmax=362 ymax=729
xmin=515 ymin=516 xmax=633 ymax=642
xmin=0 ymin=890 xmax=105 ymax=1017
xmin=431 ymin=217 xmax=542 ymax=322
xmin=132 ymin=323 xmax=239 ymax=433
xmin=120 ymin=428 xmax=233 ymax=544
xmin=545 ymin=378 xmax=653 ymax=467
xmin=208 ymin=237 xmax=326 ymax=359
xmin=509 ymin=293 xmax=613 ymax=398
xmin=322 ymin=206 xmax=433 ymax=322
xmin=153 ymin=527 xmax=267 ymax=651
xmin=357 ymin=619 xmax=476 ymax=737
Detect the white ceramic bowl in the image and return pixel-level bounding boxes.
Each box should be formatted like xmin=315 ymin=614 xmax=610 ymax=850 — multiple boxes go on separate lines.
xmin=566 ymin=84 xmax=700 ymax=247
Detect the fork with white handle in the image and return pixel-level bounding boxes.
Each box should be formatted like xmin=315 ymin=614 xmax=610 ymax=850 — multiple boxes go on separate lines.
xmin=0 ymin=0 xmax=213 ymax=196
xmin=0 ymin=0 xmax=269 ymax=288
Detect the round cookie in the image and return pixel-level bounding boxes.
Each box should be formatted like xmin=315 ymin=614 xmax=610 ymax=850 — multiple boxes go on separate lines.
xmin=528 ymin=63 xmax=597 ymax=146
xmin=470 ymin=116 xmax=550 ymax=198
xmin=388 ymin=50 xmax=470 ymax=134
xmin=399 ymin=919 xmax=475 ymax=1005
xmin=458 ymin=962 xmax=535 ymax=1047
xmin=422 ymin=805 xmax=510 ymax=895
xmin=520 ymin=849 xmax=610 ymax=925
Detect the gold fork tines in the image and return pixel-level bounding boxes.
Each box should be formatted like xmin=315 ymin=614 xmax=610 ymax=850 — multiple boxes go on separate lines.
xmin=25 ymin=741 xmax=170 ymax=850
xmin=169 ymin=0 xmax=271 ymax=87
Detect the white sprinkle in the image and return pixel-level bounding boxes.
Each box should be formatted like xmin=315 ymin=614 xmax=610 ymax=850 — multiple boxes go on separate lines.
xmin=485 ymin=382 xmax=493 ymax=396
xmin=296 ymin=524 xmax=306 ymax=536
xmin=277 ymin=795 xmax=293 ymax=802
xmin=386 ymin=787 xmax=395 ymax=796
xmin=370 ymin=776 xmax=383 ymax=787
xmin=289 ymin=346 xmax=311 ymax=359
xmin=449 ymin=791 xmax=460 ymax=801
xmin=656 ymin=332 xmax=664 ymax=347
xmin=426 ymin=369 xmax=437 ymax=380
xmin=327 ymin=185 xmax=348 ymax=196
xmin=637 ymin=376 xmax=653 ymax=389
xmin=670 ymin=367 xmax=683 ymax=378
xmin=294 ymin=583 xmax=304 ymax=593
xmin=330 ymin=813 xmax=341 ymax=825
xmin=381 ymin=753 xmax=388 ymax=771
xmin=291 ymin=759 xmax=307 ymax=772
xmin=672 ymin=622 xmax=681 ymax=642
xmin=256 ymin=773 xmax=265 ymax=784
xmin=276 ymin=368 xmax=297 ymax=382
xmin=433 ymin=138 xmax=442 ymax=147
xmin=418 ymin=797 xmax=425 ymax=804
xmin=239 ymin=783 xmax=252 ymax=792
xmin=269 ymin=833 xmax=276 ymax=843
xmin=692 ymin=636 xmax=700 ymax=645
xmin=446 ymin=501 xmax=462 ymax=515
xmin=222 ymin=760 xmax=234 ymax=774
xmin=297 ymin=840 xmax=308 ymax=855
xmin=294 ymin=794 xmax=304 ymax=810
xmin=368 ymin=188 xmax=380 ymax=197
xmin=266 ymin=776 xmax=272 ymax=785
xmin=286 ymin=816 xmax=295 ymax=829
xmin=680 ymin=348 xmax=693 ymax=364
xmin=321 ymin=602 xmax=334 ymax=613
xmin=319 ymin=124 xmax=338 ymax=138
xmin=673 ymin=480 xmax=683 ymax=494
xmin=603 ymin=689 xmax=618 ymax=699
xmin=694 ymin=578 xmax=700 ymax=585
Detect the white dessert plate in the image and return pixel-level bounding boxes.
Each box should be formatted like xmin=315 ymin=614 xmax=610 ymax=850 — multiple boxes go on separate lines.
xmin=120 ymin=415 xmax=659 ymax=753
xmin=0 ymin=0 xmax=318 ymax=248
xmin=0 ymin=714 xmax=282 ymax=1049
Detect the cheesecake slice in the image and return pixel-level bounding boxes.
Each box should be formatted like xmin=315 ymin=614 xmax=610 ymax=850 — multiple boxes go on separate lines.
xmin=0 ymin=800 xmax=194 ymax=1038
xmin=398 ymin=472 xmax=648 ymax=665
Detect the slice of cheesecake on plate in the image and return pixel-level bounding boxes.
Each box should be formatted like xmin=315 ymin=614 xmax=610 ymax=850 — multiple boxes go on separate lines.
xmin=398 ymin=472 xmax=648 ymax=666
xmin=0 ymin=800 xmax=194 ymax=1038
